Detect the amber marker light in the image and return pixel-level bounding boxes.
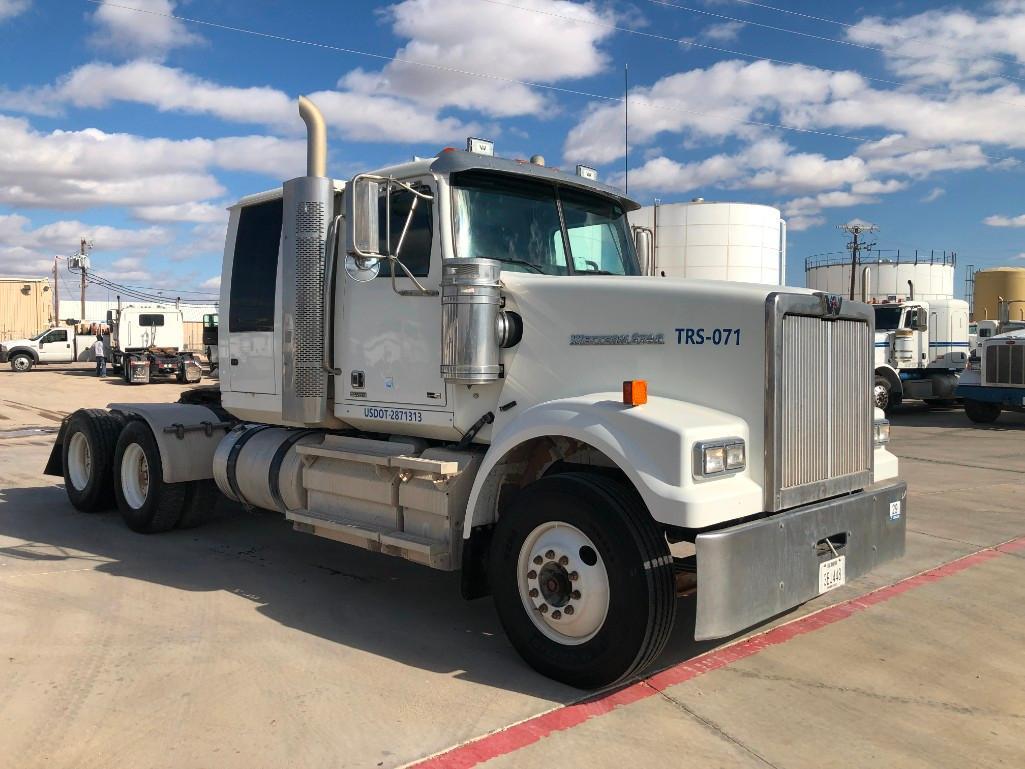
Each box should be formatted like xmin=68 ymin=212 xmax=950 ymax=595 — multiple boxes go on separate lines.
xmin=623 ymin=380 xmax=648 ymax=406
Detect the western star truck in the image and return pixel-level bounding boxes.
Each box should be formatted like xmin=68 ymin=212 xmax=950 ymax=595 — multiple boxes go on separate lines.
xmin=957 ymin=327 xmax=1025 ymax=423
xmin=871 ymin=295 xmax=970 ymax=410
xmin=44 ymin=97 xmax=905 ymax=688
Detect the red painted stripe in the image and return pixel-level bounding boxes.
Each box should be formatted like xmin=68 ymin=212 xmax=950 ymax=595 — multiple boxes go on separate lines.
xmin=409 ymin=536 xmax=1025 ymax=769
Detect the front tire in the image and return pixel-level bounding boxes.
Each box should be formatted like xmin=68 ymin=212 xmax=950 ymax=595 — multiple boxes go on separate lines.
xmin=62 ymin=409 xmax=123 ymax=512
xmin=489 ymin=473 xmax=675 ymax=689
xmin=964 ymin=399 xmax=1001 ymax=424
xmin=113 ymin=421 xmax=188 ymax=532
xmin=9 ymin=353 xmax=33 ymax=372
xmin=873 ymin=375 xmax=899 ymax=411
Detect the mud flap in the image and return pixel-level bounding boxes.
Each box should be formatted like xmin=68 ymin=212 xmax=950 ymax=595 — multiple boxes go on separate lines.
xmin=43 ymin=415 xmax=71 ymax=477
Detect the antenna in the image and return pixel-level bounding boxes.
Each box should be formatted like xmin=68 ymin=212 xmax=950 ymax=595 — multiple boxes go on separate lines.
xmin=624 ymin=62 xmax=629 ymax=195
xmin=838 ymin=223 xmax=878 ymax=300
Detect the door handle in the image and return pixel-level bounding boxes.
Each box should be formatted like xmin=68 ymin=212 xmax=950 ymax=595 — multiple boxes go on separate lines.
xmin=230 ymin=358 xmax=239 ymax=365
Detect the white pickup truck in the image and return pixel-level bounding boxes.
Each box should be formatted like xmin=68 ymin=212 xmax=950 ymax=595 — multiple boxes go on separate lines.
xmin=1 ymin=326 xmax=94 ymax=371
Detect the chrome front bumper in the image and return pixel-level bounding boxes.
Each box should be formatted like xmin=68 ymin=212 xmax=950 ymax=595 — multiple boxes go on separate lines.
xmin=694 ymin=481 xmax=907 ymax=640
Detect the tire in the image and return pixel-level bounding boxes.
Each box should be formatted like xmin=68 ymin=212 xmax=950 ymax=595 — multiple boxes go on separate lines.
xmin=62 ymin=409 xmax=124 ymax=512
xmin=873 ymin=375 xmax=898 ymax=411
xmin=177 ymin=479 xmax=221 ymax=529
xmin=9 ymin=353 xmax=33 ymax=372
xmin=964 ymin=399 xmax=1001 ymax=424
xmin=489 ymin=472 xmax=675 ymax=689
xmin=113 ymin=421 xmax=187 ymax=533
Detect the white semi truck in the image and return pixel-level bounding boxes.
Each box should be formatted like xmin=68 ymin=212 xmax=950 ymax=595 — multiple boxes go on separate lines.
xmin=44 ymin=97 xmax=905 ymax=688
xmin=104 ymin=304 xmax=203 ymax=385
xmin=958 ymin=326 xmax=1025 ymax=423
xmin=871 ymin=295 xmax=970 ymax=410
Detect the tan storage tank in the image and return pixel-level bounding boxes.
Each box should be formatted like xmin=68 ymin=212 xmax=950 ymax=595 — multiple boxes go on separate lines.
xmin=973 ymin=267 xmax=1025 ymax=321
xmin=0 ymin=277 xmax=52 ymax=341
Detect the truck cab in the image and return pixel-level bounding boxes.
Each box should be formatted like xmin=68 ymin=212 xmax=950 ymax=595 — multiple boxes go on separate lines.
xmin=48 ymin=97 xmax=905 ymax=689
xmin=958 ymin=327 xmax=1025 ymax=422
xmin=872 ymin=297 xmax=969 ymax=409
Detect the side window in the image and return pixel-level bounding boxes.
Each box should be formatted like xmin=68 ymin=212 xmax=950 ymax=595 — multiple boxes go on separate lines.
xmin=230 ymin=198 xmax=283 ymax=332
xmin=138 ymin=314 xmax=166 ymax=326
xmin=45 ymin=329 xmax=67 ymax=343
xmin=378 ymin=185 xmax=433 ymax=277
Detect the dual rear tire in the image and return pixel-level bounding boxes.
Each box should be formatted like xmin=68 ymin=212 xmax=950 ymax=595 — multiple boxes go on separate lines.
xmin=61 ymin=410 xmax=219 ymax=530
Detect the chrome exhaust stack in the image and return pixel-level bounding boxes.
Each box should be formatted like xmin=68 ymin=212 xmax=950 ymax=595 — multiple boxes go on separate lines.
xmin=281 ymin=96 xmax=334 ymax=425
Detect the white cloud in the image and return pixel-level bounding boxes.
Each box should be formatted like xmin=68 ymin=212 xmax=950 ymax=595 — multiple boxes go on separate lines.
xmin=341 ymin=0 xmax=617 ymax=117
xmin=0 ymin=60 xmax=480 ymax=145
xmin=0 ymin=115 xmax=308 ymax=210
xmin=985 ymin=213 xmax=1025 ymax=227
xmin=199 ymin=276 xmax=220 ymax=290
xmin=921 ymin=187 xmax=945 ymax=202
xmin=133 ymin=202 xmax=226 ymax=224
xmin=0 ymin=0 xmax=29 ymax=23
xmin=90 ymin=0 xmax=201 ymax=58
xmin=704 ymin=22 xmax=743 ymax=42
xmin=0 ymin=213 xmax=170 ymax=278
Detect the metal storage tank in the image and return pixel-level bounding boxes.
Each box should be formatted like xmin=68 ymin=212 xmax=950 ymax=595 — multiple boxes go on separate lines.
xmin=804 ymin=251 xmax=955 ymax=301
xmin=973 ymin=267 xmax=1025 ymax=321
xmin=629 ymin=200 xmax=785 ymax=284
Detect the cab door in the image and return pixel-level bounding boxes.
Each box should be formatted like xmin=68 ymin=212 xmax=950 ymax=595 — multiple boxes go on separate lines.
xmin=339 ymin=177 xmax=447 ymax=409
xmin=38 ymin=329 xmax=72 ymax=362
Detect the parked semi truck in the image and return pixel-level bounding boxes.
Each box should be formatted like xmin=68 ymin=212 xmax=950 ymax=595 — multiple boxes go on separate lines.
xmin=44 ymin=97 xmax=905 ymax=688
xmin=871 ymin=295 xmax=970 ymax=410
xmin=104 ymin=305 xmax=203 ymax=385
xmin=957 ymin=328 xmax=1025 ymax=423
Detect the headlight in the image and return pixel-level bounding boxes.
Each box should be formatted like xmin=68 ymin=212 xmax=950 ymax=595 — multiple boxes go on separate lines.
xmin=873 ymin=419 xmax=890 ymax=445
xmin=694 ymin=439 xmax=746 ymax=477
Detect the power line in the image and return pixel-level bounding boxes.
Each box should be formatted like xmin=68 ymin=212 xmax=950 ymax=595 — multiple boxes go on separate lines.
xmin=729 ymin=0 xmax=854 ymax=28
xmin=477 ymin=0 xmax=1025 ymax=110
xmin=83 ymin=1 xmax=1021 ymax=164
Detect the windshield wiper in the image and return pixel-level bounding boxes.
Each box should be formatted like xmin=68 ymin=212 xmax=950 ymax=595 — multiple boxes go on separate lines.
xmin=579 ymin=269 xmax=615 ymax=275
xmin=481 ymin=256 xmax=545 ymax=274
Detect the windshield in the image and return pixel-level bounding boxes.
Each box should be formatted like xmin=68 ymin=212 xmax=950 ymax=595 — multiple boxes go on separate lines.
xmin=29 ymin=328 xmax=51 ymax=340
xmin=451 ymin=171 xmax=639 ymax=275
xmin=874 ymin=306 xmax=903 ymax=331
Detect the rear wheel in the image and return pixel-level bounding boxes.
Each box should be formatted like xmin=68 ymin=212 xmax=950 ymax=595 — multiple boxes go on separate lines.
xmin=964 ymin=399 xmax=1001 ymax=424
xmin=62 ymin=409 xmax=123 ymax=512
xmin=113 ymin=421 xmax=187 ymax=532
xmin=177 ymin=479 xmax=221 ymax=529
xmin=9 ymin=353 xmax=33 ymax=372
xmin=489 ymin=472 xmax=675 ymax=689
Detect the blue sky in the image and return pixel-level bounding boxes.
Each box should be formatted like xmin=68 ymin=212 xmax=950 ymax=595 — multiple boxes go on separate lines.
xmin=2 ymin=0 xmax=1025 ymax=299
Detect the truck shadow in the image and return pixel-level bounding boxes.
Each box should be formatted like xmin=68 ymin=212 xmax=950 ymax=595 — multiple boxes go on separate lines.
xmin=887 ymin=403 xmax=1025 ymax=430
xmin=0 ymin=483 xmax=733 ymax=700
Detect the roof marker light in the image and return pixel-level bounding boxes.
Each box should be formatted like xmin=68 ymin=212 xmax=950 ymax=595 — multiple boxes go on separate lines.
xmin=576 ymin=165 xmax=599 ymax=181
xmin=467 ymin=137 xmax=495 ymax=156
xmin=623 ymin=380 xmax=647 ymax=406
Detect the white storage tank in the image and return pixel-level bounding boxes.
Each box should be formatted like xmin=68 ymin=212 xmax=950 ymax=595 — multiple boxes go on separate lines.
xmin=805 ymin=251 xmax=955 ymax=301
xmin=629 ymin=200 xmax=785 ymax=284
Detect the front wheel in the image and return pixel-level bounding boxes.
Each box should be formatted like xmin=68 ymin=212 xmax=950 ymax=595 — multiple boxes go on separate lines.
xmin=9 ymin=353 xmax=33 ymax=372
xmin=489 ymin=473 xmax=675 ymax=689
xmin=964 ymin=400 xmax=1001 ymax=424
xmin=113 ymin=421 xmax=188 ymax=532
xmin=873 ymin=375 xmax=899 ymax=411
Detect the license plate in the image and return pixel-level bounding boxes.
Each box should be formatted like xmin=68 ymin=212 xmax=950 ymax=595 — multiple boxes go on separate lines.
xmin=818 ymin=555 xmax=846 ymax=594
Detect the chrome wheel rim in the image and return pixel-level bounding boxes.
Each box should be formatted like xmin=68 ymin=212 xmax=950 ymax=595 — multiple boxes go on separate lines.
xmin=67 ymin=432 xmax=92 ymax=491
xmin=873 ymin=384 xmax=888 ymax=409
xmin=12 ymin=356 xmax=30 ymax=371
xmin=517 ymin=522 xmax=610 ymax=645
xmin=121 ymin=443 xmax=150 ymax=510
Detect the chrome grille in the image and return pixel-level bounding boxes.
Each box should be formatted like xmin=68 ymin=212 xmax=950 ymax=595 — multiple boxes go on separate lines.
xmin=779 ymin=315 xmax=872 ymax=494
xmin=984 ymin=343 xmax=1025 ymax=385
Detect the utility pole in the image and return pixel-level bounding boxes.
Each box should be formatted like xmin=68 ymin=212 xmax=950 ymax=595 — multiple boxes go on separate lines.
xmin=839 ymin=223 xmax=878 ymax=300
xmin=52 ymin=256 xmax=59 ymax=325
xmin=78 ymin=238 xmax=88 ymax=321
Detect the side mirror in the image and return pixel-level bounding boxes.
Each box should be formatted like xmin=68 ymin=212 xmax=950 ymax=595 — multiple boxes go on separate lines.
xmin=916 ymin=314 xmax=928 ymax=332
xmin=632 ymin=226 xmax=653 ymax=276
xmin=348 ymin=176 xmax=381 ymax=257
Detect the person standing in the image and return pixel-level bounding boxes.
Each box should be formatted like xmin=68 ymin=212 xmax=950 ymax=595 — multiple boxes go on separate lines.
xmin=93 ymin=335 xmax=107 ymax=377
